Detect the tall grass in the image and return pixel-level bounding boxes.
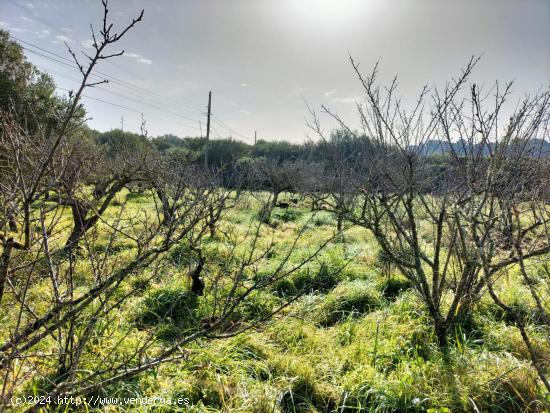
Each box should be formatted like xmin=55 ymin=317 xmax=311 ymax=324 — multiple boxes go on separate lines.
xmin=5 ymin=190 xmax=548 ymax=412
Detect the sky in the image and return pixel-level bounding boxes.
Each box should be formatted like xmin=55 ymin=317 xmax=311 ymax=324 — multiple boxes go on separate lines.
xmin=1 ymin=0 xmax=549 ymax=143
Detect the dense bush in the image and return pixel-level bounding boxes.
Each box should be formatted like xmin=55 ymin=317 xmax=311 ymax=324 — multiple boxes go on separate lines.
xmin=377 ymin=276 xmax=413 ymax=300
xmin=274 ymin=263 xmax=342 ymax=297
xmin=314 ymin=281 xmax=381 ymax=326
xmin=137 ymin=288 xmax=200 ymax=340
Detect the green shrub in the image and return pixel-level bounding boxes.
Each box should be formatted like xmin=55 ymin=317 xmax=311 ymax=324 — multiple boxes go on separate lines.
xmin=257 ymin=207 xmax=271 ymax=224
xmin=137 ymin=288 xmax=200 ymax=339
xmin=479 ymin=367 xmax=542 ymax=412
xmin=92 ymin=242 xmax=134 ymax=254
xmin=111 ymin=197 xmax=123 ymax=206
xmin=169 ymin=242 xmax=195 ymax=267
xmin=274 ymin=264 xmax=341 ymax=297
xmin=378 ymin=276 xmax=413 ymax=300
xmin=232 ymin=290 xmax=279 ymax=323
xmin=272 ymin=208 xmax=303 ymax=223
xmin=375 ymin=248 xmax=394 ymax=278
xmin=312 ymin=212 xmax=334 ymax=227
xmin=130 ymin=276 xmax=150 ymax=294
xmin=177 ymin=379 xmax=227 ymax=409
xmin=339 ymin=384 xmax=429 ymax=412
xmin=125 ymin=191 xmax=146 ymax=202
xmin=476 ymin=297 xmax=542 ymax=326
xmin=279 ymin=376 xmax=338 ymax=413
xmin=315 ymin=263 xmax=342 ymax=291
xmin=315 ymin=281 xmax=381 ymax=326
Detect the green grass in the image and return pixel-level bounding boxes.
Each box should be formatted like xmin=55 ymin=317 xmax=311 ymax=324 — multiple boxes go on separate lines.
xmin=3 ymin=189 xmax=549 ymax=412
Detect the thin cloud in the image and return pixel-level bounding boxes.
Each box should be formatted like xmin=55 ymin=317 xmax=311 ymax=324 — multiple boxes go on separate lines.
xmin=136 ymin=57 xmax=152 ymax=64
xmin=331 ymin=95 xmax=362 ymax=104
xmin=123 ymin=52 xmax=153 ymax=65
xmin=80 ymin=39 xmax=94 ymax=49
xmin=240 ymin=82 xmax=250 ymax=87
xmin=18 ymin=1 xmax=35 ymax=9
xmin=55 ymin=34 xmax=73 ymax=43
xmin=10 ymin=27 xmax=30 ymax=34
xmin=240 ymin=109 xmax=252 ymax=116
xmin=36 ymin=29 xmax=50 ymax=38
xmin=324 ymin=90 xmax=336 ymax=98
xmin=6 ymin=18 xmax=52 ymax=39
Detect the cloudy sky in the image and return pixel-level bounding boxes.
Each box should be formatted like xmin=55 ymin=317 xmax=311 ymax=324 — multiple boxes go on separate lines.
xmin=1 ymin=0 xmax=549 ymax=142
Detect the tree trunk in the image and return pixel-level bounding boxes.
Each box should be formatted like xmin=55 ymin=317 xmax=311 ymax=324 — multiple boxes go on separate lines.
xmin=64 ymin=203 xmax=94 ymax=252
xmin=156 ymin=188 xmax=172 ymax=227
xmin=208 ymin=206 xmax=216 ymax=237
xmin=65 ymin=223 xmax=86 ymax=252
xmin=0 ymin=238 xmax=15 ymax=304
xmin=7 ymin=211 xmax=17 ymax=232
xmin=190 ymin=250 xmax=205 ymax=295
xmin=433 ymin=317 xmax=448 ymax=347
xmin=271 ymin=191 xmax=279 ymax=209
xmin=311 ymin=199 xmax=317 ymax=212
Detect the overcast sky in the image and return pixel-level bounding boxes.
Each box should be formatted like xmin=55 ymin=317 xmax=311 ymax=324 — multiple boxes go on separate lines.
xmin=1 ymin=0 xmax=549 ymax=143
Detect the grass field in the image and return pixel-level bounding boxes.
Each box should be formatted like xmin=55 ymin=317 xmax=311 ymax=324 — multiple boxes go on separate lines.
xmin=4 ymin=190 xmax=549 ymax=412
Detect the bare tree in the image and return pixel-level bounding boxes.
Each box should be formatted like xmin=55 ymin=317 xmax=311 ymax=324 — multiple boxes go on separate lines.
xmin=0 ymin=5 xmax=337 ymax=410
xmin=0 ymin=141 xmax=333 ymax=411
xmin=304 ymin=125 xmax=364 ymax=231
xmin=52 ymin=137 xmax=151 ymax=252
xmin=316 ymin=56 xmax=550 ymax=363
xmin=0 ymin=0 xmax=143 ymax=304
xmin=251 ymin=157 xmax=308 ymax=222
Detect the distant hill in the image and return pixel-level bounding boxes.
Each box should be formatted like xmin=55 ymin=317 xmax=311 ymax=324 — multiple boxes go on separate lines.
xmin=415 ymin=139 xmax=550 ymax=157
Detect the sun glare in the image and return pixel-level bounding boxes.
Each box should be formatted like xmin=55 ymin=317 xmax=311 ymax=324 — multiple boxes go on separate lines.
xmin=289 ymin=0 xmax=368 ymax=25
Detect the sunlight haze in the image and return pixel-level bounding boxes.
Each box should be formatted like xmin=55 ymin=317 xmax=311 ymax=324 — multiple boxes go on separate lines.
xmin=1 ymin=0 xmax=548 ymax=142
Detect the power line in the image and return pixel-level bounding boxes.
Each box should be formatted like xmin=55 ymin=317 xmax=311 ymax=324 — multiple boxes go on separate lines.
xmin=209 ymin=125 xmax=225 ymax=138
xmin=56 ymin=87 xmax=140 ymax=113
xmin=14 ymin=36 xmax=150 ymax=95
xmin=17 ymin=37 xmax=253 ymax=140
xmin=10 ymin=34 xmax=204 ymax=117
xmin=19 ymin=45 xmax=202 ymax=126
xmin=22 ymin=48 xmax=202 ymax=131
xmin=205 ymin=91 xmax=211 ymax=169
xmin=211 ymin=114 xmax=253 ymax=141
xmin=5 ymin=2 xmax=177 ymax=100
xmin=8 ymin=32 xmax=253 ymax=140
xmin=59 ymin=87 xmax=204 ymax=133
xmin=6 ymin=1 xmax=177 ymax=105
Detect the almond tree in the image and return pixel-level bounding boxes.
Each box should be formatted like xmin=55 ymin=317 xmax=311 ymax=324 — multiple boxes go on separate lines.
xmin=319 ymin=56 xmax=550 ymax=361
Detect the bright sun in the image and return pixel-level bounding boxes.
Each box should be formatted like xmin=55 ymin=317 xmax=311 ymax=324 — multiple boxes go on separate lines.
xmin=290 ymin=0 xmax=367 ymax=24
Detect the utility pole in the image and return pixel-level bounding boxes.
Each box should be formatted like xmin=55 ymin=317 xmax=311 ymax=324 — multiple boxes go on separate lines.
xmin=140 ymin=112 xmax=147 ymax=138
xmin=205 ymin=91 xmax=211 ymax=170
xmin=254 ymin=130 xmax=257 ymax=146
xmin=121 ymin=115 xmax=124 ymax=132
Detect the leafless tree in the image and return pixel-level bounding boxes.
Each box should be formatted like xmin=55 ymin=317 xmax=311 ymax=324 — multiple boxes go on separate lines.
xmin=0 ymin=0 xmax=143 ymax=304
xmin=53 ymin=137 xmax=151 ymax=252
xmin=0 ymin=4 xmax=337 ymax=410
xmin=304 ymin=122 xmax=362 ymax=231
xmin=0 ymin=137 xmax=333 ymax=410
xmin=317 ymin=55 xmax=550 ymax=377
xmin=250 ymin=157 xmax=309 ymax=222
